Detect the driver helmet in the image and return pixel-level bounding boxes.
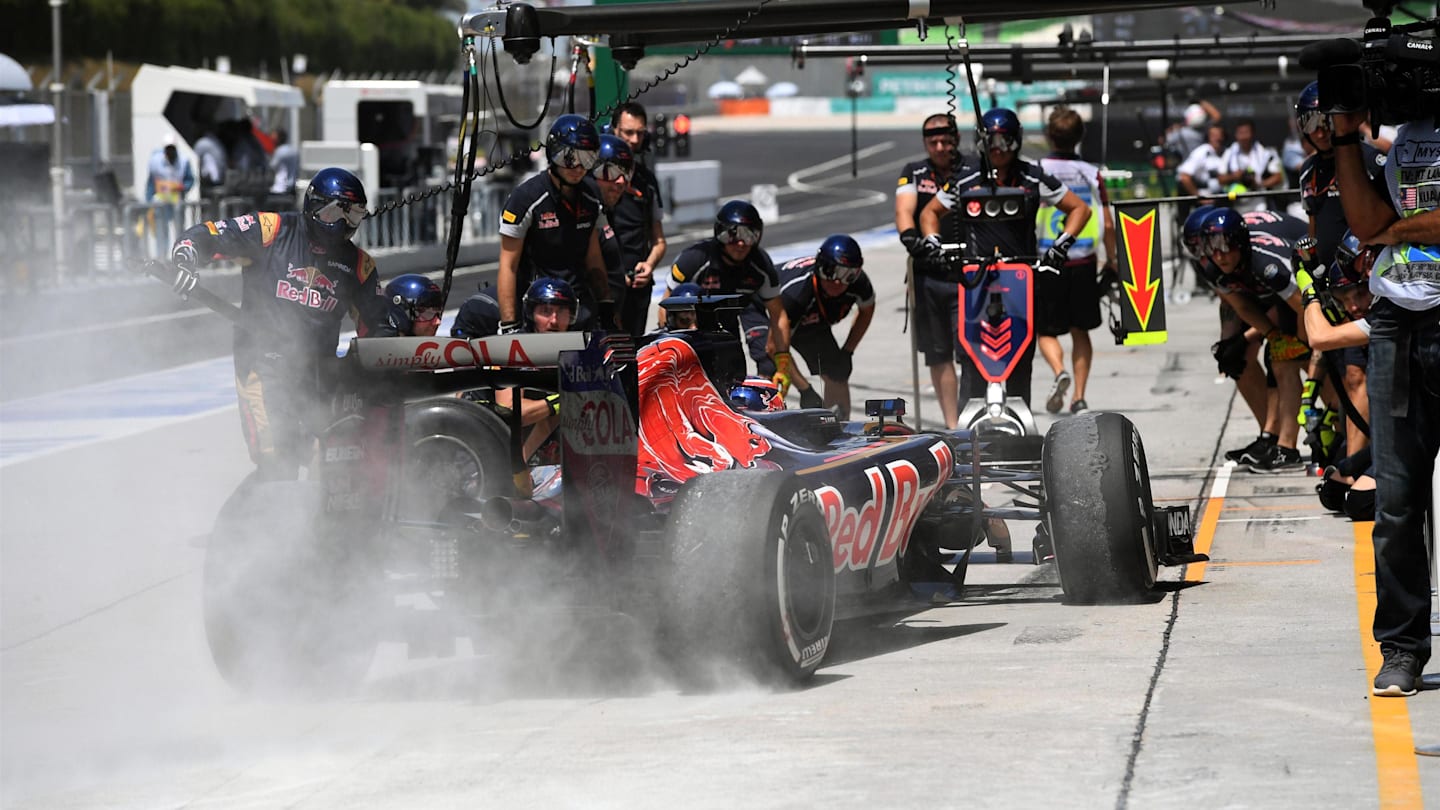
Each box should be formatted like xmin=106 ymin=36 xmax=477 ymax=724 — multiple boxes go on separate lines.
xmin=1197 ymin=207 xmax=1250 ymax=260
xmin=979 ymin=108 xmax=1023 ymax=154
xmin=1182 ymin=206 xmax=1215 ymax=260
xmin=384 ymin=273 xmax=444 ymax=336
xmin=729 ymin=375 xmax=785 ymax=412
xmin=523 ymin=276 xmax=579 ymax=329
xmin=303 ymin=167 xmax=367 ymax=248
xmin=1295 ymin=81 xmax=1328 ymax=137
xmin=546 ymin=114 xmax=601 ymax=175
xmin=714 ymin=200 xmax=763 ymax=247
xmin=814 ymin=235 xmax=864 ymax=285
xmin=661 ymin=281 xmax=703 ymax=330
xmin=593 ymin=134 xmax=635 ymax=184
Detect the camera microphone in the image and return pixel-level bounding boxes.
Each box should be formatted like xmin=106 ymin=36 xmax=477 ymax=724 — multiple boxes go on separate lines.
xmin=1299 ymin=37 xmax=1363 ymax=69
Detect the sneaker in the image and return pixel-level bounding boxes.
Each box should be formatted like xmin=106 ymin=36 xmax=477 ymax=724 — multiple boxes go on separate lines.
xmin=1247 ymin=444 xmax=1305 ymax=474
xmin=1227 ymin=434 xmax=1276 ymax=464
xmin=1374 ymin=649 xmax=1422 ymax=697
xmin=1069 ymin=399 xmax=1089 ymax=414
xmin=1045 ymin=371 xmax=1072 ymax=414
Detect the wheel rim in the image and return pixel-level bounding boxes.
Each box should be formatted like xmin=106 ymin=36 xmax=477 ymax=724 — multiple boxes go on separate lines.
xmin=781 ymin=520 xmax=831 ymax=638
xmin=402 ymin=435 xmax=486 ymax=521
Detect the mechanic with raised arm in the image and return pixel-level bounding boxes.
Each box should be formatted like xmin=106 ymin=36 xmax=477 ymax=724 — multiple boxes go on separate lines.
xmin=605 ymin=103 xmax=668 ymax=336
xmin=665 ymin=200 xmax=793 ymax=396
xmin=917 ymin=108 xmax=1090 ymax=413
xmin=1035 ymin=106 xmax=1116 ymax=415
xmin=1193 ymin=207 xmax=1310 ymax=473
xmin=896 ymin=113 xmax=965 ymax=428
xmin=739 ymin=235 xmax=875 ymax=418
xmin=1296 ymin=82 xmax=1390 ymax=268
xmin=383 ymin=274 xmax=444 ymax=337
xmin=168 ymin=167 xmax=392 ymax=480
xmin=497 ymin=114 xmax=614 ymax=334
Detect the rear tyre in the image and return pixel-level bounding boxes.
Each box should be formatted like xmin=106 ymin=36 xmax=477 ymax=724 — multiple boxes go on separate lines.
xmin=1042 ymin=412 xmax=1159 ymax=603
xmin=400 ymin=400 xmax=514 ymax=524
xmin=663 ymin=471 xmax=835 ymax=684
xmin=203 ymin=479 xmax=381 ymax=695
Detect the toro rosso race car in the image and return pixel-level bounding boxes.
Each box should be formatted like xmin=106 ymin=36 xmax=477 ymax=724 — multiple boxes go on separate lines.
xmin=201 ymin=303 xmax=1199 ymax=694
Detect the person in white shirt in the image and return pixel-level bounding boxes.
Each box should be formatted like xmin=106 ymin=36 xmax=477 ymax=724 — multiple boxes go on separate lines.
xmin=1177 ymin=123 xmax=1227 ymax=198
xmin=1217 ymin=119 xmax=1286 ymax=212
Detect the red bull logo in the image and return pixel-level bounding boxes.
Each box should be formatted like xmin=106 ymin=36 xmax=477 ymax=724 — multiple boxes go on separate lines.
xmin=635 ymin=336 xmax=772 ymax=495
xmin=277 ymin=265 xmax=339 ymax=311
xmin=812 ymin=441 xmax=953 ymax=573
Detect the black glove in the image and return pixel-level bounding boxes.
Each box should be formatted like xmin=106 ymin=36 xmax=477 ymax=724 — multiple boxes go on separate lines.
xmin=1039 ymin=233 xmax=1075 ymax=273
xmin=799 ymin=387 xmax=825 ymax=409
xmin=827 ymin=348 xmax=854 ymax=381
xmin=498 ymin=320 xmax=522 ymax=336
xmin=920 ymin=233 xmax=944 ymax=259
xmin=597 ymin=299 xmax=618 ymax=331
xmin=1211 ymin=332 xmax=1248 ymax=380
xmin=899 ymin=228 xmax=926 ymax=258
xmin=1098 ymin=263 xmax=1120 ymax=296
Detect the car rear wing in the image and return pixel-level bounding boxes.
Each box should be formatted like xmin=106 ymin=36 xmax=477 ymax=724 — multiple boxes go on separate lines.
xmin=347 ymin=333 xmax=590 ymax=372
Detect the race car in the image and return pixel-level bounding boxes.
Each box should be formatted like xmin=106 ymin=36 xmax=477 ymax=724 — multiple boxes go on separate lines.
xmin=201 ymin=306 xmax=1199 ymax=694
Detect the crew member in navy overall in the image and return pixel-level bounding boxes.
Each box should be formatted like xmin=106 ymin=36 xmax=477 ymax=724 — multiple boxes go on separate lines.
xmin=917 ymin=108 xmax=1091 ymax=413
xmin=665 ymin=200 xmax=796 ymax=397
xmin=605 ymin=102 xmax=668 ymax=337
xmin=496 ymin=114 xmax=614 ymax=333
xmin=169 ymin=167 xmax=392 ymax=480
xmin=740 ymin=235 xmax=875 ymax=417
xmin=896 ymin=113 xmax=964 ymax=428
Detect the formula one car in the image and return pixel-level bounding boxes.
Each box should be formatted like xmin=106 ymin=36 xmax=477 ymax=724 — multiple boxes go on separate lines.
xmin=201 ymin=304 xmax=1199 ymax=694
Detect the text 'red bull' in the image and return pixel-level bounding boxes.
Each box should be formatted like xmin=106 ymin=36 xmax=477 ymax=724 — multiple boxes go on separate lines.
xmin=813 ymin=440 xmax=953 ymax=572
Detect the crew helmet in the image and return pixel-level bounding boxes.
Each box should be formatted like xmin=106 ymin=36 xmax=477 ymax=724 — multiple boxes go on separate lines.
xmin=304 ymin=167 xmax=367 ymax=247
xmin=384 ymin=274 xmax=444 ymax=335
xmin=546 ymin=114 xmax=601 ymax=172
xmin=523 ymin=276 xmax=579 ymax=324
xmin=729 ymin=375 xmax=785 ymax=411
xmin=1197 ymin=206 xmax=1250 ymax=258
xmin=814 ymin=235 xmax=864 ymax=284
xmin=979 ymin=108 xmax=1023 ymax=153
xmin=714 ymin=200 xmax=764 ymax=246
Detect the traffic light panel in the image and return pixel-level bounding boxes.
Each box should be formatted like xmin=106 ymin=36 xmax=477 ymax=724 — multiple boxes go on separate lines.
xmin=673 ymin=113 xmax=692 ymax=158
xmin=652 ymin=113 xmax=671 ymax=157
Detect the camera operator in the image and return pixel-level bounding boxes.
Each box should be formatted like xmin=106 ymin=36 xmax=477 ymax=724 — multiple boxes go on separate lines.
xmin=1321 ymin=30 xmax=1440 ymax=696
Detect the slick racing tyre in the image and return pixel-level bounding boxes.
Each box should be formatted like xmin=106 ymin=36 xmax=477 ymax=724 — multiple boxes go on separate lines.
xmin=203 ymin=477 xmax=382 ymax=696
xmin=400 ymin=400 xmax=514 ymax=524
xmin=1042 ymin=412 xmax=1159 ymax=603
xmin=663 ymin=471 xmax=835 ymax=685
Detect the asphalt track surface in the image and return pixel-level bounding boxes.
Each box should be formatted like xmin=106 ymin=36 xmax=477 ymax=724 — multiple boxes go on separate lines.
xmin=3 ymin=124 xmax=1439 ymax=808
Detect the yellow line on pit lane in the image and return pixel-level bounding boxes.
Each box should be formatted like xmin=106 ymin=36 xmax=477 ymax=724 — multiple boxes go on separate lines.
xmin=1184 ymin=464 xmax=1232 ymax=583
xmin=1352 ymin=520 xmax=1425 ymax=808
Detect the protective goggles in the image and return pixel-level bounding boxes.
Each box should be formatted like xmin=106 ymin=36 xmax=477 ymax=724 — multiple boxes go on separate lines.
xmin=1182 ymin=235 xmax=1205 ymax=261
xmin=717 ymin=225 xmax=762 ymax=246
xmin=315 ymin=200 xmax=368 ymax=229
xmin=981 ymin=131 xmax=1021 ymax=153
xmin=552 ymin=146 xmax=599 ymax=171
xmin=817 ymin=261 xmax=863 ymax=285
xmin=1297 ymin=110 xmax=1330 ymax=135
xmin=593 ymin=159 xmax=634 ymax=183
xmin=412 ymin=306 xmax=443 ymax=322
xmin=923 ymin=125 xmax=958 ymax=139
xmin=1200 ymin=232 xmax=1243 ymax=257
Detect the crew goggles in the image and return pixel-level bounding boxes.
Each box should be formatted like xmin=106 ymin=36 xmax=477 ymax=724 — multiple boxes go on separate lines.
xmin=981 ymin=131 xmax=1021 ymax=153
xmin=593 ymin=159 xmax=635 ymax=183
xmin=817 ymin=261 xmax=863 ymax=285
xmin=1297 ymin=110 xmax=1330 ymax=135
xmin=1200 ymin=232 xmax=1243 ymax=258
xmin=552 ymin=146 xmax=599 ymax=171
xmin=1182 ymin=234 xmax=1205 ymax=261
xmin=717 ymin=225 xmax=762 ymax=246
xmin=315 ymin=200 xmax=368 ymax=228
xmin=412 ymin=306 xmax=443 ymax=322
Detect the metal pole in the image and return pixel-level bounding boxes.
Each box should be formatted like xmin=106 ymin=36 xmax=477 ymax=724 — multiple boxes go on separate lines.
xmin=50 ymin=0 xmax=66 ymax=285
xmin=1101 ymin=62 xmax=1110 ymax=165
xmin=850 ymin=94 xmax=858 ymax=178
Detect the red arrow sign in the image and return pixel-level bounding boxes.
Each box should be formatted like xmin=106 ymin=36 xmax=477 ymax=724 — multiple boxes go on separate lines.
xmin=1120 ymin=210 xmax=1160 ymax=330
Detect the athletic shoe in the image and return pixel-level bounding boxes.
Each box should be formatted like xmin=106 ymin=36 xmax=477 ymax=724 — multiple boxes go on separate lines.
xmin=1247 ymin=444 xmax=1305 ymax=474
xmin=1069 ymin=399 xmax=1089 ymax=414
xmin=1045 ymin=371 xmax=1071 ymax=414
xmin=1373 ymin=649 xmax=1422 ymax=697
xmin=1226 ymin=434 xmax=1275 ymax=464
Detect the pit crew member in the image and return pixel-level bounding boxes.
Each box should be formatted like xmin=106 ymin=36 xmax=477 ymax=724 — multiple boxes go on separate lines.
xmin=168 ymin=167 xmax=392 ymax=480
xmin=383 ymin=273 xmax=444 ymax=337
xmin=605 ymin=103 xmax=668 ymax=337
